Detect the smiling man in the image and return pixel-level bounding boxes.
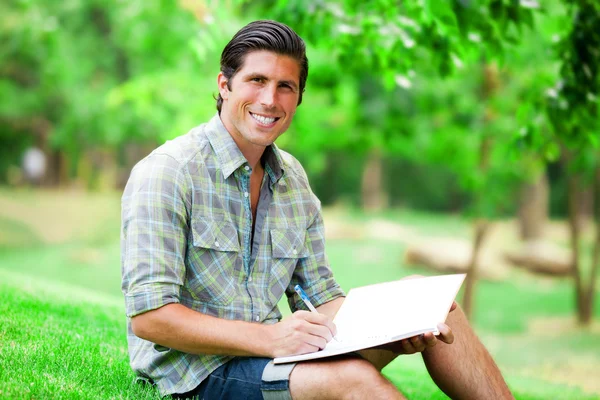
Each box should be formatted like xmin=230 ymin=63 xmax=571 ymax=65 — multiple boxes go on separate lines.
xmin=121 ymin=20 xmax=513 ymax=400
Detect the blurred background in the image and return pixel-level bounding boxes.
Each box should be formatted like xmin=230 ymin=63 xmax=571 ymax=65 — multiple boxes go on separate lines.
xmin=1 ymin=0 xmax=600 ymax=399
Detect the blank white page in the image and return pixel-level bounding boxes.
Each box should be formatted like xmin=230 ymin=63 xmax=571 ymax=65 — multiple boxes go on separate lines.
xmin=332 ymin=274 xmax=466 ymax=344
xmin=273 ymin=274 xmax=465 ymax=364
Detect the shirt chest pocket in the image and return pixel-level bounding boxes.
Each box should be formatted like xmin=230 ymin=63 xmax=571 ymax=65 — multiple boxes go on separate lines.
xmin=267 ymin=228 xmax=310 ymax=306
xmin=186 ymin=219 xmax=241 ymax=306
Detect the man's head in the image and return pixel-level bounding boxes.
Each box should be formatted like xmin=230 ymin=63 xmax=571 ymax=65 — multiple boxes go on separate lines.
xmin=216 ymin=21 xmax=309 ymax=153
xmin=217 ymin=20 xmax=309 ymax=113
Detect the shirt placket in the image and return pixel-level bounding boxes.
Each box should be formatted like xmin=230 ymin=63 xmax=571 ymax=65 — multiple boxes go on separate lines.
xmin=240 ymin=166 xmax=260 ymax=322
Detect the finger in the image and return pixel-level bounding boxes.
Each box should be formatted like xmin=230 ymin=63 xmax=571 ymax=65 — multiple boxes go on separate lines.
xmin=293 ymin=311 xmax=337 ymax=338
xmin=422 ymin=332 xmax=438 ymax=348
xmin=410 ymin=335 xmax=426 ymax=352
xmin=302 ymin=332 xmax=328 ymax=350
xmin=437 ymin=323 xmax=454 ymax=344
xmin=293 ymin=337 xmax=321 ymax=355
xmin=450 ymin=301 xmax=457 ymax=312
xmin=401 ymin=338 xmax=416 ymax=354
xmin=294 ymin=318 xmax=333 ymax=342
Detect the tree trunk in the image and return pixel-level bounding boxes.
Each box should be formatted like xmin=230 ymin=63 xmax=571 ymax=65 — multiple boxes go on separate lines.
xmin=518 ymin=171 xmax=549 ymax=240
xmin=43 ymin=150 xmax=68 ymax=186
xmin=581 ymin=162 xmax=600 ymax=324
xmin=567 ymin=172 xmax=587 ymax=324
xmin=361 ymin=149 xmax=387 ymax=212
xmin=462 ymin=62 xmax=499 ymax=319
xmin=463 ymin=220 xmax=490 ymax=320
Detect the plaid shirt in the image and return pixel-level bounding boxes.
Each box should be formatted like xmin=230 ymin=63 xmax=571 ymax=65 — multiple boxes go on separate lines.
xmin=121 ymin=114 xmax=344 ymax=396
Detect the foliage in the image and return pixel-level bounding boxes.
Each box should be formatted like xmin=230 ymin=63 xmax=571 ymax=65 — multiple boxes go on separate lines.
xmin=237 ymin=0 xmax=546 ymax=218
xmin=513 ymin=0 xmax=599 ymax=160
xmin=0 ymin=0 xmax=231 ymax=179
xmin=0 ymin=0 xmax=592 ymax=217
xmin=241 ymin=0 xmax=537 ymax=83
xmin=548 ymin=0 xmax=600 ymax=151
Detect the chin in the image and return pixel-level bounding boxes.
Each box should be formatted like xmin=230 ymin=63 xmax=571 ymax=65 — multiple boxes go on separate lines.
xmin=248 ymin=132 xmax=279 ymax=146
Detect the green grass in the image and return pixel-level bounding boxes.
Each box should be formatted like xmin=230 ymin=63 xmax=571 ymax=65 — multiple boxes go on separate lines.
xmin=0 ymin=269 xmax=159 ymax=400
xmin=1 ymin=189 xmax=600 ymax=399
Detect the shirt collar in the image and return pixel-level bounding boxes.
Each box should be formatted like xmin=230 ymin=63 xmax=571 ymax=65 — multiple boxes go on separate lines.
xmin=206 ymin=113 xmax=285 ymax=183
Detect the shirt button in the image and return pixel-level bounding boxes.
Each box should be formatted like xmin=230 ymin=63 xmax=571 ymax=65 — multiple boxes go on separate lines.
xmin=255 ymin=315 xmax=260 ymax=322
xmin=292 ymin=249 xmax=298 ymax=255
xmin=244 ymin=192 xmax=249 ymax=198
xmin=244 ymin=166 xmax=250 ymax=171
xmin=248 ymin=276 xmax=253 ymax=282
xmin=214 ymin=241 xmax=220 ymax=248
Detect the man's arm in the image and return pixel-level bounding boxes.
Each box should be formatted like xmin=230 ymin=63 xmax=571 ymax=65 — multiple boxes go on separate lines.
xmin=131 ymin=303 xmax=336 ymax=358
xmin=131 ymin=304 xmax=270 ymax=356
xmin=315 ymin=296 xmax=344 ymax=319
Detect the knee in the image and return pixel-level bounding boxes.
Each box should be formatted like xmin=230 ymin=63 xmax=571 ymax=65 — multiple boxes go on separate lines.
xmin=402 ymin=274 xmax=425 ymax=280
xmin=447 ymin=302 xmax=468 ymax=325
xmin=290 ymin=357 xmax=398 ymax=400
xmin=333 ymin=358 xmax=386 ymax=391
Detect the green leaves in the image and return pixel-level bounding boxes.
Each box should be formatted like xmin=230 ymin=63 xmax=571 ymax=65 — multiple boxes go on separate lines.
xmin=548 ymin=0 xmax=600 ymax=154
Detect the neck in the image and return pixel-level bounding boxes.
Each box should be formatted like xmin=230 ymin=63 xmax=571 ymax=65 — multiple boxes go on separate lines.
xmin=239 ymin=146 xmax=264 ymax=171
xmin=220 ymin=113 xmax=266 ymax=170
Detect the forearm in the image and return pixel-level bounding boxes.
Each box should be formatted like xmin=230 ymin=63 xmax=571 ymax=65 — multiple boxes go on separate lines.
xmin=131 ymin=303 xmax=272 ymax=357
xmin=315 ymin=296 xmax=344 ymax=319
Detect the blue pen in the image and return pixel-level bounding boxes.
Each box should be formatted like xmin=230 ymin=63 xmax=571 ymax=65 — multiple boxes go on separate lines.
xmin=294 ymin=284 xmax=318 ymax=312
xmin=294 ymin=284 xmax=339 ymax=341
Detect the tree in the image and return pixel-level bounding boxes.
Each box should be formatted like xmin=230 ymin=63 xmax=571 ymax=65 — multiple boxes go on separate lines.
xmin=240 ymin=0 xmax=539 ymax=318
xmin=1 ymin=0 xmax=229 ymax=186
xmin=534 ymin=0 xmax=600 ymax=325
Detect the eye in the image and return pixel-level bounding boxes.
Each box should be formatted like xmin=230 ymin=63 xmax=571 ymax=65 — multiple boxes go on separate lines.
xmin=279 ymin=83 xmax=293 ymax=91
xmin=251 ymin=77 xmax=263 ymax=83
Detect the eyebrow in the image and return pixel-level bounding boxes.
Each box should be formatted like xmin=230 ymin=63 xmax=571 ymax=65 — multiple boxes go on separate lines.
xmin=246 ymin=73 xmax=299 ymax=91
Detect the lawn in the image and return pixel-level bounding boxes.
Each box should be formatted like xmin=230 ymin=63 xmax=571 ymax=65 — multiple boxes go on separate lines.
xmin=0 ymin=188 xmax=599 ymax=399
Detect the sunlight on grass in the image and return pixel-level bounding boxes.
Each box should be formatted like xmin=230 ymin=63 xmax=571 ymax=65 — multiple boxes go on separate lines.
xmin=1 ymin=190 xmax=600 ymax=399
xmin=0 ymin=265 xmax=160 ymax=399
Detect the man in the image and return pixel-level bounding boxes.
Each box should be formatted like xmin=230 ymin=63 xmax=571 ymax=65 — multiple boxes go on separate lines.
xmin=121 ymin=20 xmax=513 ymax=399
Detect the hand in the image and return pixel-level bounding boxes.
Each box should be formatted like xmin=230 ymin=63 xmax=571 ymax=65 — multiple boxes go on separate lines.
xmin=376 ymin=323 xmax=455 ymax=355
xmin=267 ymin=311 xmax=337 ymax=358
xmin=389 ymin=301 xmax=457 ymax=354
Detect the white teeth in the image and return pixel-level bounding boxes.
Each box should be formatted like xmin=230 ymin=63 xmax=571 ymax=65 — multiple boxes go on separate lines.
xmin=251 ymin=113 xmax=276 ymax=125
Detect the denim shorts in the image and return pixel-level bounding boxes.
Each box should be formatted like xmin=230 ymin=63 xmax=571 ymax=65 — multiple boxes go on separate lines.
xmin=172 ymin=357 xmax=297 ymax=400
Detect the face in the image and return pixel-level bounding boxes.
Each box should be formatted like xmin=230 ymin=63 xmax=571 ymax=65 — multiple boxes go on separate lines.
xmin=218 ymin=50 xmax=301 ymax=153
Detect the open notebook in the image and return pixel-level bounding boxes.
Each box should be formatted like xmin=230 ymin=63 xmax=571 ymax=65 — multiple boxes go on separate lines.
xmin=274 ymin=273 xmax=466 ymax=364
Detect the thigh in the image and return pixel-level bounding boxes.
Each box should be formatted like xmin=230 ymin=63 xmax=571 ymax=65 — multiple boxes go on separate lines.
xmin=289 ymin=354 xmax=403 ymax=400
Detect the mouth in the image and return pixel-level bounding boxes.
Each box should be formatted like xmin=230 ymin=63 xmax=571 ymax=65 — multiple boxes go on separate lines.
xmin=249 ymin=111 xmax=280 ymax=127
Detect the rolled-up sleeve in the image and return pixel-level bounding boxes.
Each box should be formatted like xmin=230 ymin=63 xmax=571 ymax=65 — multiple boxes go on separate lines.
xmin=287 ymin=200 xmax=345 ymax=312
xmin=121 ymin=153 xmax=191 ymax=317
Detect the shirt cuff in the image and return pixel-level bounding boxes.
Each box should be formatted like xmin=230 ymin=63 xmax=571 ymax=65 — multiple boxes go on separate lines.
xmin=124 ymin=283 xmax=181 ymax=317
xmin=289 ymin=277 xmax=345 ymax=312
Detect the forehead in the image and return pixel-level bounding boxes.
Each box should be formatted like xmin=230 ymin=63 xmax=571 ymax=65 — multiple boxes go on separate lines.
xmin=236 ymin=50 xmax=301 ymax=84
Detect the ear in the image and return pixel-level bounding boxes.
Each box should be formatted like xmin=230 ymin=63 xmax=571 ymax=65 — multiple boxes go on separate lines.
xmin=217 ymin=72 xmax=230 ymax=101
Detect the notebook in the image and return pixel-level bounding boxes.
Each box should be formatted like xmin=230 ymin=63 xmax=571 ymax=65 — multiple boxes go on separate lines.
xmin=273 ymin=273 xmax=466 ymax=364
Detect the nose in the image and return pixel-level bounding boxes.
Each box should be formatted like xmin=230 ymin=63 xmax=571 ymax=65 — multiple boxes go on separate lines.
xmin=259 ymin=84 xmax=276 ymax=108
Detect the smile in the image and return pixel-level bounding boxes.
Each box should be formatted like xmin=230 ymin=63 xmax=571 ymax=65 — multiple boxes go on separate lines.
xmin=250 ymin=112 xmax=280 ymax=126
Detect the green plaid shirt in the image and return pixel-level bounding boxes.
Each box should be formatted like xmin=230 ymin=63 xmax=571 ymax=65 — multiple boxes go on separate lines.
xmin=121 ymin=114 xmax=344 ymax=396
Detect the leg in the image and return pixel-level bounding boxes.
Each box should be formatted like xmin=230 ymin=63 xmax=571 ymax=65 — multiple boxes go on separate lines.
xmin=421 ymin=305 xmax=514 ymax=399
xmin=289 ymin=356 xmax=406 ymax=400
